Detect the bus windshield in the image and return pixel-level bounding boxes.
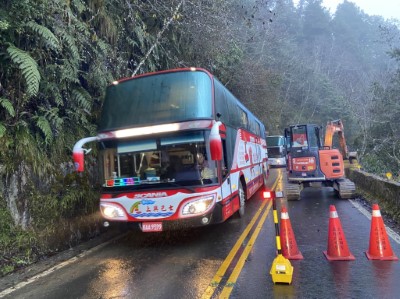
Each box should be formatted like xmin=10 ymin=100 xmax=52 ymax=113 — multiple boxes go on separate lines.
xmin=99 ymin=131 xmax=218 ymax=189
xmin=266 ymin=136 xmax=285 ymax=147
xmin=99 ymin=71 xmax=213 ymax=132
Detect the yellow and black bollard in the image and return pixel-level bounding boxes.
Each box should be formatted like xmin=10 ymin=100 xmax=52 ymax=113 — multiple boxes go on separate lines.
xmin=267 ymin=190 xmax=293 ymax=284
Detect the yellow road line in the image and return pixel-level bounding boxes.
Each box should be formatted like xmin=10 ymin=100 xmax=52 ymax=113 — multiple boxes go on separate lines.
xmin=201 ymin=200 xmax=269 ymax=299
xmin=201 ymin=171 xmax=282 ymax=299
xmin=219 ymin=201 xmax=272 ymax=298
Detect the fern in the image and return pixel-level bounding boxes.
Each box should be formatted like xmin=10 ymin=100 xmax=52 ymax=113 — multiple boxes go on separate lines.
xmin=66 ymin=108 xmax=94 ymax=131
xmin=40 ymin=107 xmax=64 ymax=129
xmin=74 ymin=19 xmax=90 ymax=37
xmin=26 ymin=21 xmax=60 ymax=51
xmin=72 ymin=88 xmax=92 ymax=111
xmin=0 ymin=20 xmax=10 ymax=31
xmin=42 ymin=81 xmax=63 ymax=106
xmin=60 ymin=33 xmax=80 ymax=61
xmin=60 ymin=60 xmax=79 ymax=84
xmin=6 ymin=46 xmax=41 ymax=97
xmin=83 ymin=57 xmax=112 ymax=91
xmin=0 ymin=98 xmax=15 ymax=117
xmin=0 ymin=123 xmax=6 ymax=138
xmin=35 ymin=115 xmax=53 ymax=144
xmin=72 ymin=0 xmax=86 ymax=14
xmin=134 ymin=25 xmax=146 ymax=49
xmin=14 ymin=126 xmax=53 ymax=177
xmin=97 ymin=39 xmax=110 ymax=55
xmin=126 ymin=36 xmax=138 ymax=48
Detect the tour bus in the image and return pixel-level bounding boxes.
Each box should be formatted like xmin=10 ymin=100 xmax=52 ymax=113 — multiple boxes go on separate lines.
xmin=266 ymin=135 xmax=286 ymax=167
xmin=73 ymin=67 xmax=269 ymax=232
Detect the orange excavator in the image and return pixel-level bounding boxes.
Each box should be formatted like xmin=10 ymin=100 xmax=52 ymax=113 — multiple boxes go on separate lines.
xmin=284 ymin=120 xmax=357 ymax=200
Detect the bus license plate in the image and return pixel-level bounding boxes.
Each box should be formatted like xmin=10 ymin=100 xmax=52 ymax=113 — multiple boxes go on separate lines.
xmin=142 ymin=222 xmax=163 ymax=232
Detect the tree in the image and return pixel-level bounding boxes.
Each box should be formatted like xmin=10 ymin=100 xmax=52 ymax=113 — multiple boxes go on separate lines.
xmin=364 ymin=50 xmax=400 ymax=174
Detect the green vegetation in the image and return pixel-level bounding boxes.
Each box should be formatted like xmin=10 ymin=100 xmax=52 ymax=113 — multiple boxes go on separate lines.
xmin=0 ymin=0 xmax=399 ymax=275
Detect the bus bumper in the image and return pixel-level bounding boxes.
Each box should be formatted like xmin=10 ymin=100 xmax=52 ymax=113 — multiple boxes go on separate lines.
xmin=103 ymin=210 xmax=219 ymax=232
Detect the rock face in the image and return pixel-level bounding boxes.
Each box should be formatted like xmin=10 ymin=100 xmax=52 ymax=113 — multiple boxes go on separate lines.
xmin=1 ymin=160 xmax=103 ymax=249
xmin=3 ymin=162 xmax=31 ymax=229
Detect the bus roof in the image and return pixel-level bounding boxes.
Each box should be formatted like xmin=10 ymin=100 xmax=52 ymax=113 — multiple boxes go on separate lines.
xmin=110 ymin=67 xmax=213 ymax=86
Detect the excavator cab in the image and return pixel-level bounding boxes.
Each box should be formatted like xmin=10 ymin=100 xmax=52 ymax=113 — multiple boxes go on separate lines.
xmin=285 ymin=124 xmax=326 ymax=182
xmin=285 ymin=124 xmax=322 ymax=150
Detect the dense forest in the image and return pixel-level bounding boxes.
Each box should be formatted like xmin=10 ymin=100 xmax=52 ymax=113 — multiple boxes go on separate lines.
xmin=0 ymin=0 xmax=399 ymax=275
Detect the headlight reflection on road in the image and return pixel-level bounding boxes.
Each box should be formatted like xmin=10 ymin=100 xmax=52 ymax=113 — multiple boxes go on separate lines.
xmin=87 ymin=259 xmax=133 ymax=298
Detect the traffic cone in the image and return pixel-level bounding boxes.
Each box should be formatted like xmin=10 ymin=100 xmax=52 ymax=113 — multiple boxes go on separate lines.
xmin=323 ymin=205 xmax=355 ymax=261
xmin=365 ymin=204 xmax=398 ymax=261
xmin=280 ymin=205 xmax=303 ymax=260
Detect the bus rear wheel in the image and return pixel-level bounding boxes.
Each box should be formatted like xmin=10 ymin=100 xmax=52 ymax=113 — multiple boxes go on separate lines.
xmin=238 ymin=181 xmax=246 ymax=217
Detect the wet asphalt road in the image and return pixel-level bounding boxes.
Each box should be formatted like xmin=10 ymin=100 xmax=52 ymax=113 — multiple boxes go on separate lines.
xmin=1 ymin=168 xmax=399 ymax=299
xmin=232 ymin=169 xmax=400 ymax=299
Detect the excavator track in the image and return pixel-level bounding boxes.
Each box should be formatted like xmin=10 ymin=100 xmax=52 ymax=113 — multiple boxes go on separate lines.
xmin=334 ymin=178 xmax=356 ymax=199
xmin=285 ymin=182 xmax=302 ymax=200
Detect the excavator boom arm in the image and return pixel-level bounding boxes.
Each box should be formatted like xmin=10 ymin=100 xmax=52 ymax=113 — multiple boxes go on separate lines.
xmin=324 ymin=119 xmax=349 ymax=159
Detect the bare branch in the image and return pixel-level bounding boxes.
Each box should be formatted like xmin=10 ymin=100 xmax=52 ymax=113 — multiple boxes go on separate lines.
xmin=132 ymin=0 xmax=184 ymax=76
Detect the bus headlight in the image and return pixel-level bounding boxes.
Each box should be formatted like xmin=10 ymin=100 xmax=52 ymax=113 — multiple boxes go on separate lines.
xmin=100 ymin=203 xmax=128 ymax=220
xmin=181 ymin=195 xmax=215 ymax=216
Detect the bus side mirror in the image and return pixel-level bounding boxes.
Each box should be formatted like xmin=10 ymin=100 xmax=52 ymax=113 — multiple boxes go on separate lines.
xmin=72 ymin=136 xmax=98 ymax=172
xmin=210 ymin=121 xmax=222 ymax=161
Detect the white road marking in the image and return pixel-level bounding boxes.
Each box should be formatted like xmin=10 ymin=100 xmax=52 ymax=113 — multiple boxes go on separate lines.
xmin=0 ymin=232 xmax=128 ymax=297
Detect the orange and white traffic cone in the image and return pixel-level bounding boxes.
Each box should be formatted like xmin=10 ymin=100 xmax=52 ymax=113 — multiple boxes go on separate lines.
xmin=280 ymin=205 xmax=303 ymax=260
xmin=323 ymin=205 xmax=355 ymax=261
xmin=365 ymin=204 xmax=398 ymax=261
